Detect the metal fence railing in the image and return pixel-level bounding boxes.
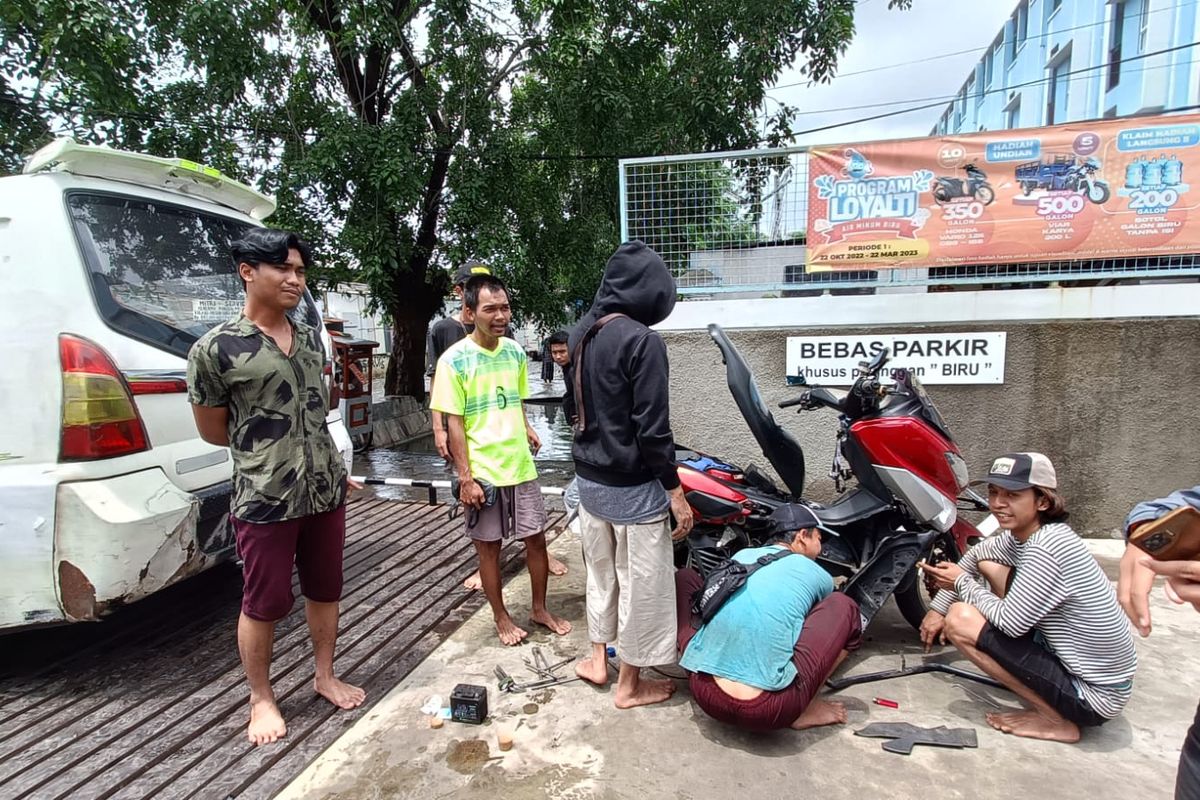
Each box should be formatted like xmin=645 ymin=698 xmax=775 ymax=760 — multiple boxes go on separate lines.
xmin=618 ymin=146 xmax=1200 ymax=296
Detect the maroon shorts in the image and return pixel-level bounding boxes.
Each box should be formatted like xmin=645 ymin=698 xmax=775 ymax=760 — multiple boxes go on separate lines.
xmin=232 ymin=504 xmax=347 ymax=622
xmin=675 ymin=567 xmax=863 ymax=731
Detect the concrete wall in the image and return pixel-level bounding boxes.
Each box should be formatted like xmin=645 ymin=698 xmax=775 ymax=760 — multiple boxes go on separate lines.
xmin=369 ymin=396 xmax=431 ymax=448
xmin=662 ymin=308 xmax=1200 ymax=537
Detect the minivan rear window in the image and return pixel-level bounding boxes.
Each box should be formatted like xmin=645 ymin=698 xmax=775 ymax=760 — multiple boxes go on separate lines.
xmin=67 ymin=192 xmax=323 ymax=359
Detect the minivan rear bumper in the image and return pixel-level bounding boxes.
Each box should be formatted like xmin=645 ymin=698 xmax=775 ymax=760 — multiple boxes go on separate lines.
xmin=52 ymin=469 xmax=233 ymax=622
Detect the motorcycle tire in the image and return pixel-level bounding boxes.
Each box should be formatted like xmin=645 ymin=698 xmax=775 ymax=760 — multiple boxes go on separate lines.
xmin=1088 ymin=183 xmax=1111 ymax=204
xmin=894 ymin=535 xmax=962 ymax=631
xmin=1020 ymin=181 xmax=1033 ymax=196
xmin=975 ymin=184 xmax=996 ymax=205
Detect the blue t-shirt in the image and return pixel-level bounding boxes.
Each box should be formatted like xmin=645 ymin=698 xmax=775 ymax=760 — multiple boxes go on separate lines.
xmin=680 ymin=546 xmax=835 ymax=691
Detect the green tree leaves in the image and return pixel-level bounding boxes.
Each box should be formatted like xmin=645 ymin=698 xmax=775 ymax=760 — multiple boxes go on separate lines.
xmin=1 ymin=0 xmax=892 ymax=395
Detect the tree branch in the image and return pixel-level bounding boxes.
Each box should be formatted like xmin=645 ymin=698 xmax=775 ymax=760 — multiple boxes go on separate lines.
xmin=303 ymin=0 xmax=369 ymax=120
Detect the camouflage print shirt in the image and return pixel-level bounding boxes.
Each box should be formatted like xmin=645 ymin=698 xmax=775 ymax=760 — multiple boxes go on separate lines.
xmin=187 ymin=314 xmax=347 ymax=523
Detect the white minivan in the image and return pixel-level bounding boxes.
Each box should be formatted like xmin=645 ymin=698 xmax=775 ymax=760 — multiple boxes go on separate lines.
xmin=0 ymin=139 xmax=353 ymax=631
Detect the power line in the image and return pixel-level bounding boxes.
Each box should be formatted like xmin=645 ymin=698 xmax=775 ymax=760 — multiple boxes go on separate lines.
xmin=771 ymin=0 xmax=1198 ymax=91
xmin=776 ymin=40 xmax=1199 ymax=137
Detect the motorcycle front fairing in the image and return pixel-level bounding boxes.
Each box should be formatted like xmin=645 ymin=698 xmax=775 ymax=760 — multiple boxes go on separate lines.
xmin=842 ymin=529 xmax=938 ymax=628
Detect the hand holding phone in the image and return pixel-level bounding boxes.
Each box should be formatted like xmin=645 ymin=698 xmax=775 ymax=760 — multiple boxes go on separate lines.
xmin=1129 ymin=506 xmax=1200 ymax=561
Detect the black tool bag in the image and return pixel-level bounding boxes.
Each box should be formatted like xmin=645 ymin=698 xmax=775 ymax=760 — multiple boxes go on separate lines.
xmin=691 ymin=549 xmax=793 ymax=623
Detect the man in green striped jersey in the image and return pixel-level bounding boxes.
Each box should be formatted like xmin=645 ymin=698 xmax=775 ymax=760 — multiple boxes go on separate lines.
xmin=431 ymin=274 xmax=572 ymax=645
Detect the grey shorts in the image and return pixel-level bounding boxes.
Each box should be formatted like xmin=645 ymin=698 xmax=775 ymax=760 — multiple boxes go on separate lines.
xmin=465 ymin=479 xmax=547 ymax=542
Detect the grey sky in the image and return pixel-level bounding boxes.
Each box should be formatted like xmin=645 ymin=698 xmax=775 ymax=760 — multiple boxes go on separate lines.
xmin=769 ymin=0 xmax=1020 ymax=148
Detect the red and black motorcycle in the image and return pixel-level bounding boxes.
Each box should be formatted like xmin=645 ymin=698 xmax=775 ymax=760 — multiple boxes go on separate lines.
xmin=676 ymin=324 xmax=991 ymax=631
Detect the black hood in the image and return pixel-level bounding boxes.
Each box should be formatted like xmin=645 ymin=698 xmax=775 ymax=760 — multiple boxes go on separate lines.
xmin=570 ymin=242 xmax=676 ymax=350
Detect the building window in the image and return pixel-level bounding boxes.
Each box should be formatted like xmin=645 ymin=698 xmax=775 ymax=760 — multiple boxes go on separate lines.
xmin=966 ymin=75 xmax=977 ymax=113
xmin=1108 ymin=1 xmax=1125 ymax=90
xmin=1047 ymin=56 xmax=1070 ymax=125
xmin=983 ymin=47 xmax=995 ymax=89
xmin=1138 ymin=0 xmax=1150 ymax=53
xmin=1048 ymin=0 xmax=1063 ymax=18
xmin=1006 ymin=3 xmax=1028 ymax=65
xmin=1006 ymin=98 xmax=1021 ymax=129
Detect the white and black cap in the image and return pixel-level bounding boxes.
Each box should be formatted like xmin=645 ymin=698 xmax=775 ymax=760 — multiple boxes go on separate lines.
xmin=975 ymin=452 xmax=1058 ymax=491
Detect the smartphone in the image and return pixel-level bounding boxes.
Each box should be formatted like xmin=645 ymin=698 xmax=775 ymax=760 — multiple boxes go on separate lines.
xmin=1130 ymin=505 xmax=1200 ymax=561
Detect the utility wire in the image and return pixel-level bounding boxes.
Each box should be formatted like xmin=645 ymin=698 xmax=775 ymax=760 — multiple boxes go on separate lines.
xmin=773 ymin=0 xmax=1198 ymax=91
xmin=785 ymin=41 xmax=1200 ymax=139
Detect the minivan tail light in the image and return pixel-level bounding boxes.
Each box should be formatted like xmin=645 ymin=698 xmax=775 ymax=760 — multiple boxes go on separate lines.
xmin=59 ymin=334 xmax=150 ymax=461
xmin=127 ymin=377 xmax=188 ymax=395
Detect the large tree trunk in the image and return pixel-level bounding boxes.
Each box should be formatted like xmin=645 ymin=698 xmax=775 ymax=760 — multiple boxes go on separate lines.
xmin=384 ymin=302 xmax=433 ymax=400
xmin=383 ymin=271 xmax=444 ymax=399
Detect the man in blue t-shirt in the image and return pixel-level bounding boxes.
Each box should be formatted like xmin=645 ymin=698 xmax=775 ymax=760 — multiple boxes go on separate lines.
xmin=675 ymin=504 xmax=863 ymax=731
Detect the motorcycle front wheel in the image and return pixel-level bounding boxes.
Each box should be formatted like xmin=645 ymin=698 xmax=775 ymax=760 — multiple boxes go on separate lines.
xmin=1087 ymin=183 xmax=1111 ymax=204
xmin=974 ymin=184 xmax=996 ymax=205
xmin=894 ymin=535 xmax=962 ymax=631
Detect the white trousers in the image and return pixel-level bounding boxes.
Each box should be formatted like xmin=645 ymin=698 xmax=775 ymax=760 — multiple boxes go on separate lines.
xmin=578 ymin=504 xmax=677 ymax=667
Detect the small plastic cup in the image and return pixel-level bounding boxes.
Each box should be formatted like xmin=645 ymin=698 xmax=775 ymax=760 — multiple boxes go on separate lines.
xmin=496 ymin=720 xmax=516 ymax=751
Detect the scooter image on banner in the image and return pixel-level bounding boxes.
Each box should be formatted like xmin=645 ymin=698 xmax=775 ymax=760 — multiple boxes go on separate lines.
xmin=931 ymin=163 xmax=995 ymax=206
xmin=1067 ymin=157 xmax=1111 ymax=204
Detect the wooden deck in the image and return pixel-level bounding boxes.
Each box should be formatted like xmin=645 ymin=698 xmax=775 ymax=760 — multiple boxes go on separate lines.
xmin=0 ymin=499 xmax=563 ymax=799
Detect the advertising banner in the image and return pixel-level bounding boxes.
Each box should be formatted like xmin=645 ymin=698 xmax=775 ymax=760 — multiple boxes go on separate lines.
xmin=786 ymin=332 xmax=1007 ymax=385
xmin=805 ymin=113 xmax=1200 ymax=270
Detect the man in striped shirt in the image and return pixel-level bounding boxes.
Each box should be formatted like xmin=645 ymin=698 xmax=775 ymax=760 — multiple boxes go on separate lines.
xmin=919 ymin=453 xmax=1137 ymax=743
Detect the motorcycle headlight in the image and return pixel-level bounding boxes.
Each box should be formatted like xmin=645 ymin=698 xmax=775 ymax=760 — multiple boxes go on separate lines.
xmin=946 ymin=452 xmax=970 ymax=491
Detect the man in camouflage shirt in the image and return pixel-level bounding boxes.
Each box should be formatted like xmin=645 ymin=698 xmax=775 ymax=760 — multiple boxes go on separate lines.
xmin=188 ymin=228 xmax=364 ymax=747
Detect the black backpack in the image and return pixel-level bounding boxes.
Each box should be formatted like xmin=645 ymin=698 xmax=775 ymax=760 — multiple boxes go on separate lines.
xmin=691 ymin=549 xmax=793 ymax=623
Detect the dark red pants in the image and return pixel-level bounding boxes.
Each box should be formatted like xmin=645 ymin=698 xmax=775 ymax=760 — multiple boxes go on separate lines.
xmin=675 ymin=567 xmax=862 ymax=731
xmin=233 ymin=504 xmax=347 ymax=622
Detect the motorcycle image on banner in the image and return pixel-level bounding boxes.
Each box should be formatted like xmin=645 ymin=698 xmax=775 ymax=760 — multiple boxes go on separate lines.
xmin=669 ymin=325 xmax=992 ymax=633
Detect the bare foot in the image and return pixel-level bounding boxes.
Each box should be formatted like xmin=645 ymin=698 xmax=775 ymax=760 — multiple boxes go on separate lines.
xmin=463 ymin=570 xmax=482 ymax=591
xmin=314 ymin=675 xmax=366 ymax=710
xmin=790 ymin=699 xmax=848 ymax=730
xmin=495 ymin=615 xmax=529 ymax=646
xmin=548 ymin=556 xmax=568 ymax=576
xmin=986 ymin=710 xmax=1080 ymax=743
xmin=614 ymin=678 xmax=676 ymax=709
xmin=575 ymin=656 xmax=609 ymax=686
xmin=530 ymin=608 xmax=572 ymax=635
xmin=247 ymin=696 xmax=287 ymax=746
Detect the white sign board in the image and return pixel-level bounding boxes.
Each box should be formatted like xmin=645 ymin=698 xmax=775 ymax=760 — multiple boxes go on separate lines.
xmin=786 ymin=332 xmax=1007 ymax=385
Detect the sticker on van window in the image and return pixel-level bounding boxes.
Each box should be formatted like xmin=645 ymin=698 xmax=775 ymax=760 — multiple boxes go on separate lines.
xmin=192 ymin=298 xmax=245 ymax=322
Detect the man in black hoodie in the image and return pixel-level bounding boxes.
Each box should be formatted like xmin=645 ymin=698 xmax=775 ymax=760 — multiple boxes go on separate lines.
xmin=566 ymin=241 xmax=694 ymax=709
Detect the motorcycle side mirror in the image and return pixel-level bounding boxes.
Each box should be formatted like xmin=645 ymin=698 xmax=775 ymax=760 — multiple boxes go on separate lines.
xmin=866 ymin=347 xmax=890 ymax=373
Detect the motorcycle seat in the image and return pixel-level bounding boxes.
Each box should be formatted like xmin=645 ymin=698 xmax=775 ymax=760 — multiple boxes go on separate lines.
xmin=807 ymin=488 xmax=888 ymax=527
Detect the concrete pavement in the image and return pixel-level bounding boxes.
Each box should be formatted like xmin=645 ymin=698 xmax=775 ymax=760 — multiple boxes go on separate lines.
xmin=277 ymin=535 xmax=1196 ymax=800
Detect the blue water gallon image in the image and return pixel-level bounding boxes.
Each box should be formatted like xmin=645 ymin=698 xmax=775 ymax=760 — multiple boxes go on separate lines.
xmin=1125 ymin=159 xmax=1144 ymax=189
xmin=1144 ymin=157 xmax=1163 ymax=187
xmin=1164 ymin=154 xmax=1183 ymax=186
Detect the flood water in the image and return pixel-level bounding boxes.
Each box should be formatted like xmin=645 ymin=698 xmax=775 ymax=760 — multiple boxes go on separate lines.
xmin=353 ymin=376 xmax=576 ymax=504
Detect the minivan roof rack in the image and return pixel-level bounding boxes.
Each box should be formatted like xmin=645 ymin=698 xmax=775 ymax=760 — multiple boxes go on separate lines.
xmin=23 ymin=138 xmax=277 ymax=220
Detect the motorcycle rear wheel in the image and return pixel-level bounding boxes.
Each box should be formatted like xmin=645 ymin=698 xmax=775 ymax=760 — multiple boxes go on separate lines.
xmin=1087 ymin=183 xmax=1111 ymax=204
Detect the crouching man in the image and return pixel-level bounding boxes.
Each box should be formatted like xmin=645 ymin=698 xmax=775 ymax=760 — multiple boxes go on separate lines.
xmin=918 ymin=453 xmax=1137 ymax=743
xmin=675 ymin=505 xmax=862 ymax=731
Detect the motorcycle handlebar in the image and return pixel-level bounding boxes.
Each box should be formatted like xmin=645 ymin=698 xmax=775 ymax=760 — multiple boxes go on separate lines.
xmin=779 ymin=396 xmax=806 ymax=408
